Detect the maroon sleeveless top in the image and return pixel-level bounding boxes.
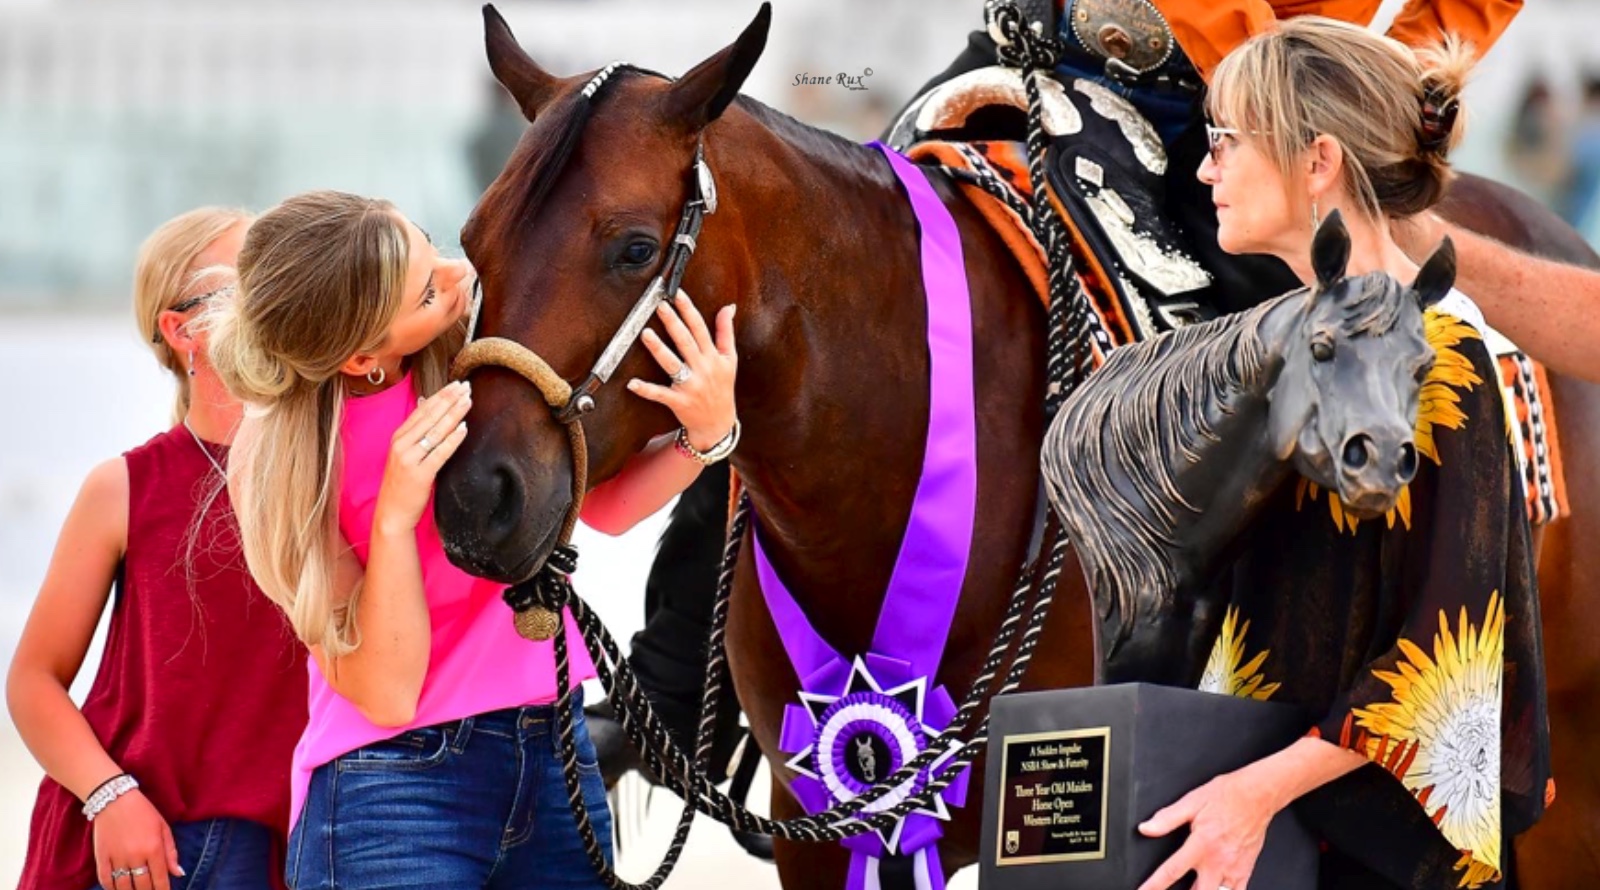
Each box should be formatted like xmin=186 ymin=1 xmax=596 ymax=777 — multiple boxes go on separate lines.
xmin=19 ymin=426 xmax=307 ymax=890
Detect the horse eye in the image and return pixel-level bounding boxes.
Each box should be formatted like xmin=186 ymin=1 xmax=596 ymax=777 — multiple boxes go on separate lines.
xmin=618 ymin=239 xmax=658 ymax=267
xmin=1415 ymin=359 xmax=1435 ymax=382
xmin=1311 ymin=336 xmax=1335 ymax=363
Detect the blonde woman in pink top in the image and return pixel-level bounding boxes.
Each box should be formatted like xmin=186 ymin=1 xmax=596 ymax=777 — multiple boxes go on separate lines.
xmin=203 ymin=191 xmax=738 ymax=888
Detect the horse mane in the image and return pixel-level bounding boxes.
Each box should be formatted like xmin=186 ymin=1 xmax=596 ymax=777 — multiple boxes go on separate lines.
xmin=1044 ymin=270 xmax=1413 ymax=651
xmin=1042 ymin=295 xmax=1281 ymax=649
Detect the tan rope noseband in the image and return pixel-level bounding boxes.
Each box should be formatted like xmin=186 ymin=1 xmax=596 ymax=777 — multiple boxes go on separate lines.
xmin=452 ymin=336 xmax=589 ymax=640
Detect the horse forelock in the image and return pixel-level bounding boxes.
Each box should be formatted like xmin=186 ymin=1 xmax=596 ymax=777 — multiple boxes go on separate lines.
xmin=470 ymin=66 xmax=654 ymax=259
xmin=1324 ymin=271 xmax=1410 ymax=338
xmin=1043 ymin=298 xmax=1278 ymax=650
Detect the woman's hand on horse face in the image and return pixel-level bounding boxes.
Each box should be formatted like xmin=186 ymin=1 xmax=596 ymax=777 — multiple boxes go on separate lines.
xmin=92 ymin=788 xmax=183 ymax=890
xmin=627 ymin=291 xmax=739 ymax=450
xmin=374 ymin=380 xmax=473 ymax=535
xmin=1135 ymin=768 xmax=1280 ymax=890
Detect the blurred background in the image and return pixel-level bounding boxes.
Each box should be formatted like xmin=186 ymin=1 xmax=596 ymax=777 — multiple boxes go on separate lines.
xmin=2 ymin=0 xmax=1598 ymax=883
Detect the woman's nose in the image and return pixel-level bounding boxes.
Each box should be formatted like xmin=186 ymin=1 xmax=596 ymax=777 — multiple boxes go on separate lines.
xmin=439 ymin=257 xmax=474 ymax=291
xmin=1197 ymin=153 xmax=1219 ymax=185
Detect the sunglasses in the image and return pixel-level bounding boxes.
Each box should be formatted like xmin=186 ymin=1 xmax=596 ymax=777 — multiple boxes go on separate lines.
xmin=151 ymin=285 xmax=232 ymax=343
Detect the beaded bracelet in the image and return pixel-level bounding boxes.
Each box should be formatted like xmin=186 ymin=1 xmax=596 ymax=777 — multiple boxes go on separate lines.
xmin=674 ymin=420 xmax=741 ymax=465
xmin=82 ymin=773 xmax=139 ymax=821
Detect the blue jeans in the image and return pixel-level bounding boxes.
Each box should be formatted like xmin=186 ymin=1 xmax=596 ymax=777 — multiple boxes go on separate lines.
xmin=286 ymin=697 xmax=613 ymax=889
xmin=85 ymin=819 xmax=275 ymax=890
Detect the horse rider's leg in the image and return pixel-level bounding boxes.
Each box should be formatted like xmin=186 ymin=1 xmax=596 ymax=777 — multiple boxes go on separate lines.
xmin=590 ymin=460 xmax=743 ymax=782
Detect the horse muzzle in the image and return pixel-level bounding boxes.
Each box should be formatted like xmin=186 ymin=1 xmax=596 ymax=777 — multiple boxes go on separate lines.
xmin=435 ymin=422 xmax=573 ymax=584
xmin=1334 ymin=432 xmax=1419 ymax=519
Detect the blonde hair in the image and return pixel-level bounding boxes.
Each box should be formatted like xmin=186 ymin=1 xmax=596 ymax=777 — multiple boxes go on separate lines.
xmin=1207 ymin=17 xmax=1474 ymax=221
xmin=133 ymin=207 xmax=253 ymax=424
xmin=203 ymin=190 xmax=464 ymax=656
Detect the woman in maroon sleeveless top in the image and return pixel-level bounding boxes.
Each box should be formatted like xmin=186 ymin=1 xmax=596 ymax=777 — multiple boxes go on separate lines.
xmin=7 ymin=208 xmax=308 ymax=890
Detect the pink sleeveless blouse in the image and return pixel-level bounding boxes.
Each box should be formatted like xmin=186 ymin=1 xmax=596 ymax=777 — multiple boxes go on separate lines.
xmin=289 ymin=374 xmax=595 ymax=827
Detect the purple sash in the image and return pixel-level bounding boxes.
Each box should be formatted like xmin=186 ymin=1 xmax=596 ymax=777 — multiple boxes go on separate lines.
xmin=751 ymin=142 xmax=977 ymax=890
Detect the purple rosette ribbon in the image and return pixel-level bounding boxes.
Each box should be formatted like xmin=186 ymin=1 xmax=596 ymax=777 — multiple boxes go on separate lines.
xmin=751 ymin=142 xmax=978 ymax=890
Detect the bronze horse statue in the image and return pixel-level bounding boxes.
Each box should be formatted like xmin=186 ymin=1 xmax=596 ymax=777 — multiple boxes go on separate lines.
xmin=434 ymin=6 xmax=1600 ymax=887
xmin=1043 ymin=212 xmax=1453 ymax=687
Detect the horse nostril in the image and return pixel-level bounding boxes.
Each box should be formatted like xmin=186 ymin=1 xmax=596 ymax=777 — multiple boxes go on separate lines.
xmin=1341 ymin=435 xmax=1372 ymax=470
xmin=1397 ymin=442 xmax=1419 ymax=481
xmin=486 ymin=465 xmax=524 ymax=543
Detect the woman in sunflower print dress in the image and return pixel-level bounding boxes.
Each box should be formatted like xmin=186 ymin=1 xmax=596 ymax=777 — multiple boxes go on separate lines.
xmin=1129 ymin=18 xmax=1550 ymax=890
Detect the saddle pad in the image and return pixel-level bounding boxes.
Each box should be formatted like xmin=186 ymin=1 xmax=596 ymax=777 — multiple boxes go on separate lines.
xmin=906 ymin=139 xmax=1145 ymax=368
xmin=1497 ymin=352 xmax=1569 ymax=525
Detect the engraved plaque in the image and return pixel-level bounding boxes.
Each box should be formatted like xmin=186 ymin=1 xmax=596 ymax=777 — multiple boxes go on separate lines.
xmin=979 ymin=684 xmax=1319 ymax=890
xmin=996 ymin=728 xmax=1110 ymax=865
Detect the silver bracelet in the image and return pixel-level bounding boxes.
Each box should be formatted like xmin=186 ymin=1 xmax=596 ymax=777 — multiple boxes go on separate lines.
xmin=82 ymin=773 xmax=139 ymax=821
xmin=674 ymin=420 xmax=741 ymax=465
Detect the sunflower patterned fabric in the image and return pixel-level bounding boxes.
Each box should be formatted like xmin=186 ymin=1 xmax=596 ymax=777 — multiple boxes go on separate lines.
xmin=1195 ymin=299 xmax=1550 ymax=889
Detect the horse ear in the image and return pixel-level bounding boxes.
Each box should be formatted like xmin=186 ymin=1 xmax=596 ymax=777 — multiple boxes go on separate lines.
xmin=1412 ymin=235 xmax=1457 ymax=309
xmin=1311 ymin=209 xmax=1351 ymax=292
xmin=483 ymin=4 xmax=558 ymax=121
xmin=661 ymin=2 xmax=771 ymax=132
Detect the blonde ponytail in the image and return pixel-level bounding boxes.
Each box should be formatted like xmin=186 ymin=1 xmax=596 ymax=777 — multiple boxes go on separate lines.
xmin=203 ymin=190 xmax=459 ymax=656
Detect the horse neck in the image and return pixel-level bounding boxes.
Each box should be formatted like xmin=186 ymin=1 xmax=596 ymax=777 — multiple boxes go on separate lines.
xmin=721 ymin=116 xmax=931 ymax=522
xmin=1161 ymin=295 xmax=1305 ymax=575
xmin=714 ymin=107 xmax=1039 ymax=653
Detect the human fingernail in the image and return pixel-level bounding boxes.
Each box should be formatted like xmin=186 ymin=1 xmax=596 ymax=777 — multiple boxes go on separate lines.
xmin=176 ymin=867 xmax=187 ymax=877
xmin=627 ymin=379 xmax=640 ymax=391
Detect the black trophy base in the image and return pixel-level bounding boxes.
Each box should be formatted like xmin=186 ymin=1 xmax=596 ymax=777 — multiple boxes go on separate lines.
xmin=979 ymin=683 xmax=1319 ymax=890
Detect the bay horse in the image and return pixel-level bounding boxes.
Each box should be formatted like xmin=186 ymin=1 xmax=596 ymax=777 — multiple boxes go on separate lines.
xmin=433 ymin=5 xmax=1600 ymax=887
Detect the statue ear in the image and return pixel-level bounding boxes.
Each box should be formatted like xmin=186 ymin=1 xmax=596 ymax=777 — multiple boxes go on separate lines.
xmin=660 ymin=3 xmax=771 ymax=133
xmin=1310 ymin=209 xmax=1351 ymax=292
xmin=1412 ymin=235 xmax=1457 ymax=310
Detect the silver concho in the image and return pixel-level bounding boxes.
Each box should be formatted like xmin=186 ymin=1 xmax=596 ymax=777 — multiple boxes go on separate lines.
xmin=1084 ymin=188 xmax=1211 ymax=297
xmin=1072 ymin=79 xmax=1166 ymax=176
xmin=1069 ymin=0 xmax=1176 ymax=75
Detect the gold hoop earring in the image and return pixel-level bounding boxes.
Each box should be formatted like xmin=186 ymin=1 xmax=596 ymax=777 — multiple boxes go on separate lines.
xmin=366 ymin=366 xmax=386 ymax=387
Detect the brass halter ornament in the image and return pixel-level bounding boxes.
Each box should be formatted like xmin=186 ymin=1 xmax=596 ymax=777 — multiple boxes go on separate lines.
xmin=449 ymin=61 xmax=719 ymax=641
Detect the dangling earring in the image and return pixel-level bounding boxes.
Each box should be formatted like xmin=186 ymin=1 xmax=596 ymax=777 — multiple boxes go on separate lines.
xmin=187 ymin=350 xmax=197 ymax=378
xmin=366 ymin=366 xmax=386 ymax=387
xmin=1310 ymin=198 xmax=1320 ymax=233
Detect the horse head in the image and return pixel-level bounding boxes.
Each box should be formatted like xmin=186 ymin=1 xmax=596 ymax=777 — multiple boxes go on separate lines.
xmin=1268 ymin=210 xmax=1456 ymax=518
xmin=436 ymin=4 xmax=771 ymax=581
